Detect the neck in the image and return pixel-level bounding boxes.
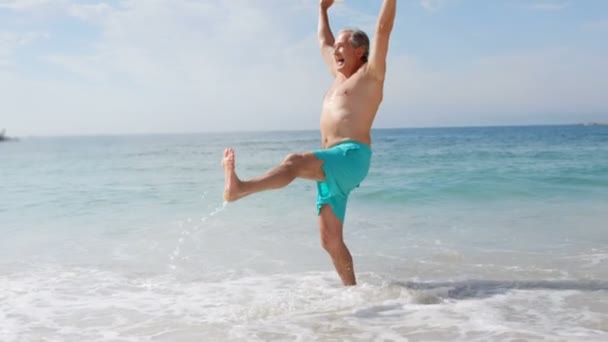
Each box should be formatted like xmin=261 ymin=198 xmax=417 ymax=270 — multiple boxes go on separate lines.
xmin=339 ymin=61 xmax=365 ymax=78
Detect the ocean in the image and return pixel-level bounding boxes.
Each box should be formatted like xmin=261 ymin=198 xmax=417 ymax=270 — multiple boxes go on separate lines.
xmin=1 ymin=125 xmax=607 ymax=341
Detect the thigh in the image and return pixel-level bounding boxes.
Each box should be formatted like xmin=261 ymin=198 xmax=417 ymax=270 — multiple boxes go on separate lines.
xmin=294 ymin=152 xmax=326 ymax=181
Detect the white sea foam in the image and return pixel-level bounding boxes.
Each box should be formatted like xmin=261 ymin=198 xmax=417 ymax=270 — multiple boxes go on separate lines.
xmin=1 ymin=265 xmax=607 ymax=342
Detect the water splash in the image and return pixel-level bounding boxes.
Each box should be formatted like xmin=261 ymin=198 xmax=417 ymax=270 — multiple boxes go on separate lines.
xmin=168 ymin=201 xmax=228 ymax=270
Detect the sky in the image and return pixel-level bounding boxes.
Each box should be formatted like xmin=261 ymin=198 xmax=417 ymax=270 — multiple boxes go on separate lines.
xmin=1 ymin=0 xmax=607 ymax=136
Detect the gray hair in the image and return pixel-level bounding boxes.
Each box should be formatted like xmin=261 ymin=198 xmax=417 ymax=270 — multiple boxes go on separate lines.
xmin=339 ymin=28 xmax=370 ymax=63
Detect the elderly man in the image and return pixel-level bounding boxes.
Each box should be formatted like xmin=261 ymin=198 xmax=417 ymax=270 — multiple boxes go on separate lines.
xmin=222 ymin=0 xmax=396 ymax=286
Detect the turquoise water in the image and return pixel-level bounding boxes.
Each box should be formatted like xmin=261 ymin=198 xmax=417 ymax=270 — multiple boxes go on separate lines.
xmin=1 ymin=125 xmax=608 ymax=341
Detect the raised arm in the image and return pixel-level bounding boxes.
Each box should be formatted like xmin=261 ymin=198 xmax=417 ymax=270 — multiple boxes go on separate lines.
xmin=318 ymin=0 xmax=337 ymax=76
xmin=368 ymin=0 xmax=396 ymax=80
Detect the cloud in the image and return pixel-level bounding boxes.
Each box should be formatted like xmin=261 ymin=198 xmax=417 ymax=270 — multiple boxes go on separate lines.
xmin=529 ymin=2 xmax=568 ymax=12
xmin=67 ymin=2 xmax=112 ymax=22
xmin=0 ymin=30 xmax=48 ymax=68
xmin=420 ymin=0 xmax=444 ymax=12
xmin=0 ymin=0 xmax=68 ymax=13
xmin=0 ymin=32 xmax=17 ymax=67
xmin=1 ymin=0 xmax=337 ymax=135
xmin=380 ymin=48 xmax=608 ymax=127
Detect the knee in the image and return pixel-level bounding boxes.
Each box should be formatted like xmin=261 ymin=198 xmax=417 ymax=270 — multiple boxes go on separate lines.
xmin=320 ymin=231 xmax=343 ymax=253
xmin=281 ymin=153 xmax=302 ymax=172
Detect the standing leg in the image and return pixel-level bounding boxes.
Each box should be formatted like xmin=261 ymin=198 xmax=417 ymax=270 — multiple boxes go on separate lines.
xmin=318 ymin=204 xmax=356 ymax=286
xmin=222 ymin=148 xmax=325 ymax=202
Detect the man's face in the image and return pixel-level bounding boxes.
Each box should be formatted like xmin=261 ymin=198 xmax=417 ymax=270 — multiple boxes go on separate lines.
xmin=333 ymin=32 xmax=361 ymax=73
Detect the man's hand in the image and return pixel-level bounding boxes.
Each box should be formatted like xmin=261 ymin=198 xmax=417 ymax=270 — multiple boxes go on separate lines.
xmin=320 ymin=0 xmax=334 ymax=11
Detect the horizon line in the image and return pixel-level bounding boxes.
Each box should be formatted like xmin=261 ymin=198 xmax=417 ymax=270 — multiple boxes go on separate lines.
xmin=4 ymin=122 xmax=603 ymax=139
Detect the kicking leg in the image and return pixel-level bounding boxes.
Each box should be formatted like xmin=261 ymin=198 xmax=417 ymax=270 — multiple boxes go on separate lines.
xmin=222 ymin=148 xmax=325 ymax=202
xmin=319 ymin=205 xmax=356 ymax=286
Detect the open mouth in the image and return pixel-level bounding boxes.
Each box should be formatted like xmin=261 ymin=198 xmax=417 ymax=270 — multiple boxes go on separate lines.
xmin=336 ymin=58 xmax=345 ymax=67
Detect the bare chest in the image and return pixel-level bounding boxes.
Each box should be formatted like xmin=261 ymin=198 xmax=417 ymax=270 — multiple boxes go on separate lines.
xmin=325 ymin=78 xmax=363 ymax=105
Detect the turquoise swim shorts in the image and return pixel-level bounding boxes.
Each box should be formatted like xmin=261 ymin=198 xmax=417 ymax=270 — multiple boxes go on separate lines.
xmin=313 ymin=140 xmax=372 ymax=222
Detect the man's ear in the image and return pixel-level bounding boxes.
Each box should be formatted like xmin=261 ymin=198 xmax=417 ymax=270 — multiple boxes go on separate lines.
xmin=355 ymin=46 xmax=366 ymax=60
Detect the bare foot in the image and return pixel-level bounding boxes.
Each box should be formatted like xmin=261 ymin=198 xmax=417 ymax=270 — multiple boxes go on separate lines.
xmin=222 ymin=148 xmax=242 ymax=202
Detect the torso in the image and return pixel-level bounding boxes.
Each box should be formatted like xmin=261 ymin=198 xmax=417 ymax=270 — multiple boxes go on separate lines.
xmin=320 ymin=65 xmax=383 ymax=149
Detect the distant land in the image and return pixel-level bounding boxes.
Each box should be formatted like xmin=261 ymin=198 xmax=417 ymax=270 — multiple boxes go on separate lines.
xmin=577 ymin=122 xmax=608 ymax=126
xmin=0 ymin=129 xmax=17 ymax=142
